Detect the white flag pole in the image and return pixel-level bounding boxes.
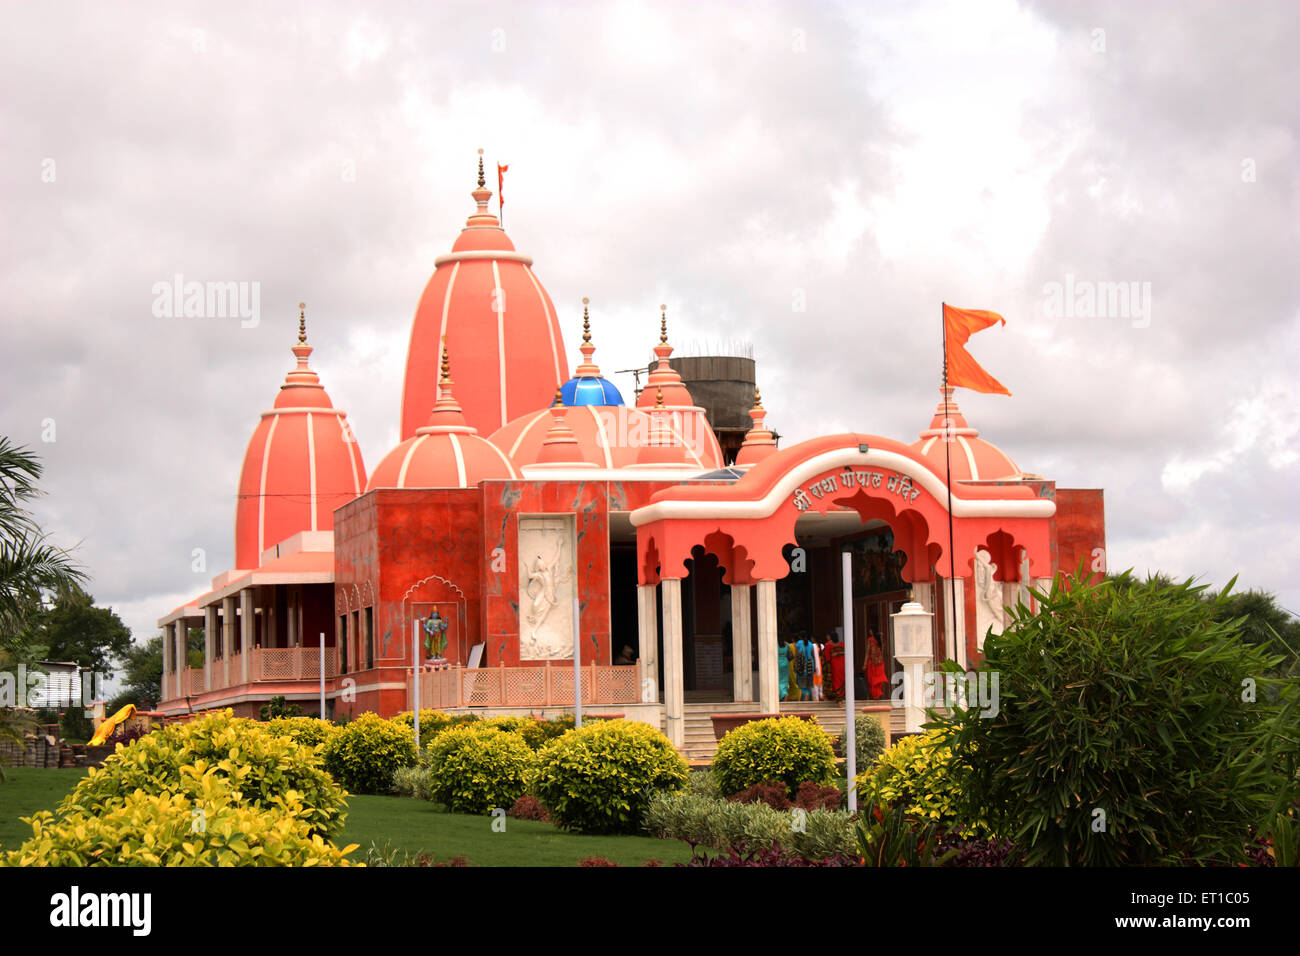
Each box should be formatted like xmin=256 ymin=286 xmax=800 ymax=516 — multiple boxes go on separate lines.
xmin=319 ymin=631 xmax=326 ymax=721
xmin=843 ymin=550 xmax=857 ymax=812
xmin=413 ymin=619 xmax=421 ymax=750
xmin=573 ymin=596 xmax=582 ymax=729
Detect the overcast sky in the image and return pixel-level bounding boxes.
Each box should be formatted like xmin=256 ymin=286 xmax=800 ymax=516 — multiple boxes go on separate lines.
xmin=2 ymin=0 xmax=1297 ymax=651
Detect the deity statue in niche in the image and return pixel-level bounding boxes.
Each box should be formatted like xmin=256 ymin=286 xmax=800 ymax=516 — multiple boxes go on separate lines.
xmin=973 ymin=547 xmax=1005 ymax=647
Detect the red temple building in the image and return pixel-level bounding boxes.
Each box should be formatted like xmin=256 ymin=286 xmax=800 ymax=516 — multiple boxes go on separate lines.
xmin=156 ymin=156 xmax=1106 ymax=757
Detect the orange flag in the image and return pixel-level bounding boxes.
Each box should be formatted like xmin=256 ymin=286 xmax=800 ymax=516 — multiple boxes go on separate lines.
xmin=943 ymin=304 xmax=1011 ymax=396
xmin=497 ymin=163 xmax=508 ymax=211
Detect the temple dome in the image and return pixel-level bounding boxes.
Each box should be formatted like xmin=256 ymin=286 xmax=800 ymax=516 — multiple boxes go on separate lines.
xmin=911 ymin=387 xmax=1020 ymax=481
xmin=370 ymin=346 xmax=518 ymax=490
xmin=559 ymin=299 xmax=624 ymax=407
xmin=734 ymin=387 xmax=778 ymax=467
xmin=400 ymin=152 xmax=568 ymax=440
xmin=234 ymin=306 xmax=367 ymax=569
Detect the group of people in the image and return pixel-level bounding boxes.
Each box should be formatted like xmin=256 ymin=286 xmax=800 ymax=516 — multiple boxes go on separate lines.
xmin=777 ymin=629 xmax=891 ymax=702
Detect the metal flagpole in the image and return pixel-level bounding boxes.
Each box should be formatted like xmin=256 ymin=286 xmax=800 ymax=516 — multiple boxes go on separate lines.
xmin=842 ymin=550 xmax=857 ymax=811
xmin=572 ymin=597 xmax=583 ymax=728
xmin=942 ymin=304 xmax=959 ymax=661
xmin=413 ymin=620 xmax=421 ymax=750
xmin=319 ymin=632 xmax=326 ymax=721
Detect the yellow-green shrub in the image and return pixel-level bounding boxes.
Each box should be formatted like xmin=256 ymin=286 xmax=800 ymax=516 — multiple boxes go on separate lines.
xmin=321 ymin=712 xmax=417 ymax=794
xmin=853 ymin=728 xmax=989 ymax=837
xmin=711 ymin=717 xmax=836 ymax=797
xmin=68 ymin=709 xmax=347 ymax=839
xmin=424 ymin=725 xmax=537 ymax=813
xmin=531 ymin=719 xmax=688 ymax=834
xmin=264 ymin=716 xmax=336 ymax=750
xmin=2 ymin=767 xmax=358 ymax=867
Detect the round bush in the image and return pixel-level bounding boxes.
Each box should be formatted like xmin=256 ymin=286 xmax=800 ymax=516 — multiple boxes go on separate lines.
xmin=711 ymin=717 xmax=836 ymax=797
xmin=517 ymin=714 xmax=575 ymax=750
xmin=3 ymin=766 xmax=358 ymax=867
xmin=264 ymin=716 xmax=336 ymax=749
xmin=321 ymin=712 xmax=417 ymax=795
xmin=834 ymin=715 xmax=887 ymax=770
xmin=67 ymin=709 xmax=347 ymax=839
xmin=532 ymin=719 xmax=689 ymax=833
xmin=853 ymin=728 xmax=986 ymax=837
xmin=424 ymin=725 xmax=538 ymax=813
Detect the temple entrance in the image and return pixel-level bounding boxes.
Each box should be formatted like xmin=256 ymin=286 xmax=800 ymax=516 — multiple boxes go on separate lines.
xmin=682 ymin=548 xmax=734 ymax=701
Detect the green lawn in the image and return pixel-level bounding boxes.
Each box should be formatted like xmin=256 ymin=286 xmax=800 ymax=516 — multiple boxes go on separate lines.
xmin=0 ymin=767 xmax=88 ymax=849
xmin=0 ymin=767 xmax=693 ymax=866
xmin=342 ymin=793 xmax=694 ymax=867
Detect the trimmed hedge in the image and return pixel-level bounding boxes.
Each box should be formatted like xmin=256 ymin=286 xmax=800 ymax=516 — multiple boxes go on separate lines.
xmin=853 ymin=728 xmax=989 ymax=838
xmin=264 ymin=716 xmax=336 ymax=750
xmin=424 ymin=725 xmax=537 ymax=814
xmin=321 ymin=712 xmax=417 ymax=795
xmin=531 ymin=719 xmax=688 ymax=834
xmin=711 ymin=717 xmax=837 ymax=797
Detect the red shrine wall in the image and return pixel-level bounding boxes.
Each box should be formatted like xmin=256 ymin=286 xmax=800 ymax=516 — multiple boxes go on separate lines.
xmin=1053 ymin=488 xmax=1107 ymax=584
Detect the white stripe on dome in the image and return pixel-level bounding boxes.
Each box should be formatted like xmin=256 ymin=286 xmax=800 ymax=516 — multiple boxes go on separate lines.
xmin=921 ymin=437 xmax=937 ymax=455
xmin=341 ymin=414 xmax=361 ymax=495
xmin=437 ymin=261 xmax=461 ymax=364
xmin=483 ymin=436 xmax=519 ymax=478
xmin=397 ymin=435 xmax=427 ymax=487
xmin=448 ymin=433 xmax=468 ymax=487
xmin=584 ymin=405 xmax=616 ymax=468
xmin=256 ymin=414 xmax=281 ymax=560
xmin=956 ymin=436 xmax=979 ymax=480
xmin=492 ymin=260 xmax=507 ymax=429
xmin=523 ymin=265 xmax=564 ymax=390
xmin=434 ymin=250 xmax=534 ymax=267
xmin=662 ymin=414 xmax=706 ymax=467
xmin=306 ymin=412 xmax=318 ymax=530
xmin=507 ymin=409 xmax=550 ymax=460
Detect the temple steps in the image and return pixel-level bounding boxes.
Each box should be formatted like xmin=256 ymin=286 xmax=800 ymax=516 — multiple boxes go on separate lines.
xmin=677 ymin=701 xmax=910 ymax=764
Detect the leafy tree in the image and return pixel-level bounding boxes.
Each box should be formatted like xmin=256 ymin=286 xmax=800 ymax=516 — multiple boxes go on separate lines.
xmin=0 ymin=437 xmax=87 ymax=645
xmin=108 ymin=629 xmax=204 ymax=712
xmin=16 ymin=584 xmax=131 ymax=678
xmin=942 ymin=567 xmax=1298 ymax=866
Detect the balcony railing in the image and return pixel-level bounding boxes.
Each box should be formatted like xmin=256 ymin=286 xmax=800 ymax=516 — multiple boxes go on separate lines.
xmin=169 ymin=647 xmax=340 ymax=699
xmin=408 ymin=663 xmax=640 ymax=710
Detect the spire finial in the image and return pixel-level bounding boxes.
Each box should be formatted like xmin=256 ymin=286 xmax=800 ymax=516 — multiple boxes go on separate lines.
xmin=581 ymin=297 xmax=591 ymax=344
xmin=297 ymin=302 xmax=307 ymax=343
xmin=655 ymin=386 xmax=665 ymax=408
xmin=440 ymin=339 xmax=451 ymax=382
xmin=659 ymin=304 xmax=668 ymax=344
xmin=553 ymin=386 xmax=564 ymax=407
xmin=753 ymin=386 xmax=763 ymax=410
xmin=476 ymin=148 xmax=485 ymax=188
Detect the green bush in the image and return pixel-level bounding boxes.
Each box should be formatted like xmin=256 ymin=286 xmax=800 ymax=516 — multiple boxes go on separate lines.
xmin=66 ymin=709 xmax=347 ymax=839
xmin=644 ymin=791 xmax=854 ymax=860
xmin=687 ymin=768 xmax=721 ymax=799
xmin=424 ymin=725 xmax=537 ymax=814
xmin=321 ymin=712 xmax=417 ymax=795
xmin=711 ymin=717 xmax=836 ymax=797
xmin=791 ymin=808 xmax=857 ymax=860
xmin=264 ymin=716 xmax=335 ymax=749
xmin=853 ymin=728 xmax=986 ymax=837
xmin=2 ymin=766 xmax=358 ymax=867
xmin=532 ymin=719 xmax=688 ymax=833
xmin=392 ymin=765 xmax=436 ymax=801
xmin=517 ymin=713 xmax=575 ymax=750
xmin=943 ymin=569 xmax=1300 ymax=865
xmin=259 ymin=695 xmax=302 ymax=720
xmin=833 ymin=715 xmax=888 ymax=771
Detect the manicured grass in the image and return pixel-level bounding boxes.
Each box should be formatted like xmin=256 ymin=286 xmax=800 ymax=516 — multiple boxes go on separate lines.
xmin=341 ymin=793 xmax=694 ymax=867
xmin=0 ymin=767 xmax=88 ymax=849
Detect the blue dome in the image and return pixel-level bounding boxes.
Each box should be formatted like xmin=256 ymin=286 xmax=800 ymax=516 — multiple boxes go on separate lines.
xmin=561 ymin=376 xmax=624 ymax=407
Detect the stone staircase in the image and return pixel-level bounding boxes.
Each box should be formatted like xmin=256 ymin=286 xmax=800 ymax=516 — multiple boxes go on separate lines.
xmin=678 ymin=701 xmax=911 ymax=764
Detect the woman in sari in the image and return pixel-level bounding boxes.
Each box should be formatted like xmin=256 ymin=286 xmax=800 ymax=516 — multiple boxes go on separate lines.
xmin=865 ymin=633 xmax=888 ymax=700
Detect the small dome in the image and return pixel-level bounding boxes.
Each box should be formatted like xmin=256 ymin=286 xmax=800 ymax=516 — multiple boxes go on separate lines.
xmin=234 ymin=306 xmax=367 ymax=569
xmin=911 ymin=387 xmax=1020 ymax=481
xmin=370 ymin=345 xmax=518 ymax=490
xmin=635 ymin=306 xmax=695 ymax=410
xmin=559 ymin=299 xmax=624 ymax=407
xmin=734 ymin=387 xmax=777 ymax=467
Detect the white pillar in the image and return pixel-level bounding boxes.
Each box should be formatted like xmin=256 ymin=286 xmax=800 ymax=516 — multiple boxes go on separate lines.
xmin=755 ymin=579 xmax=778 ymax=714
xmin=174 ymin=621 xmax=187 ymax=698
xmin=661 ymin=578 xmax=684 ymax=748
xmin=636 ymin=584 xmax=659 ymax=704
xmin=267 ymin=586 xmax=279 ymax=649
xmin=942 ymin=577 xmax=967 ymax=666
xmin=730 ymin=584 xmax=753 ymax=703
xmin=222 ymin=596 xmax=236 ymax=688
xmin=161 ymin=622 xmax=172 ymax=701
xmin=203 ymin=605 xmax=217 ymax=691
xmin=240 ymin=589 xmax=255 ymax=683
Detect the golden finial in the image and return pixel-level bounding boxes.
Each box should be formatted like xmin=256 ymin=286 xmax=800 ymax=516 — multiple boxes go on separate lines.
xmin=476 ymin=148 xmax=485 ymax=188
xmin=655 ymin=386 xmax=665 ymax=408
xmin=297 ymin=302 xmax=307 ymax=343
xmin=440 ymin=339 xmax=451 ymax=382
xmin=553 ymin=386 xmax=564 ymax=407
xmin=753 ymin=387 xmax=763 ymax=409
xmin=659 ymin=304 xmax=668 ymax=343
xmin=581 ymin=297 xmax=591 ymax=344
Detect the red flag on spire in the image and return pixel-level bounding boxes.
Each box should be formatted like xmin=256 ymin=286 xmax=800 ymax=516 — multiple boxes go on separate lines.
xmin=942 ymin=304 xmax=1012 ymax=396
xmin=497 ymin=163 xmax=508 ymax=214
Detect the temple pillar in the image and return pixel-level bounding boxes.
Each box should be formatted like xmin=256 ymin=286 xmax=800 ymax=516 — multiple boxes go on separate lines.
xmin=240 ymin=589 xmax=255 ymax=683
xmin=174 ymin=621 xmax=186 ymax=698
xmin=161 ymin=623 xmax=172 ymax=701
xmin=730 ymin=584 xmax=753 ymax=702
xmin=636 ymin=584 xmax=659 ymax=704
xmin=942 ymin=577 xmax=967 ymax=667
xmin=661 ymin=578 xmax=684 ymax=748
xmin=204 ymin=605 xmax=217 ymax=691
xmin=755 ymin=579 xmax=778 ymax=714
xmin=222 ymin=596 xmax=236 ymax=687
